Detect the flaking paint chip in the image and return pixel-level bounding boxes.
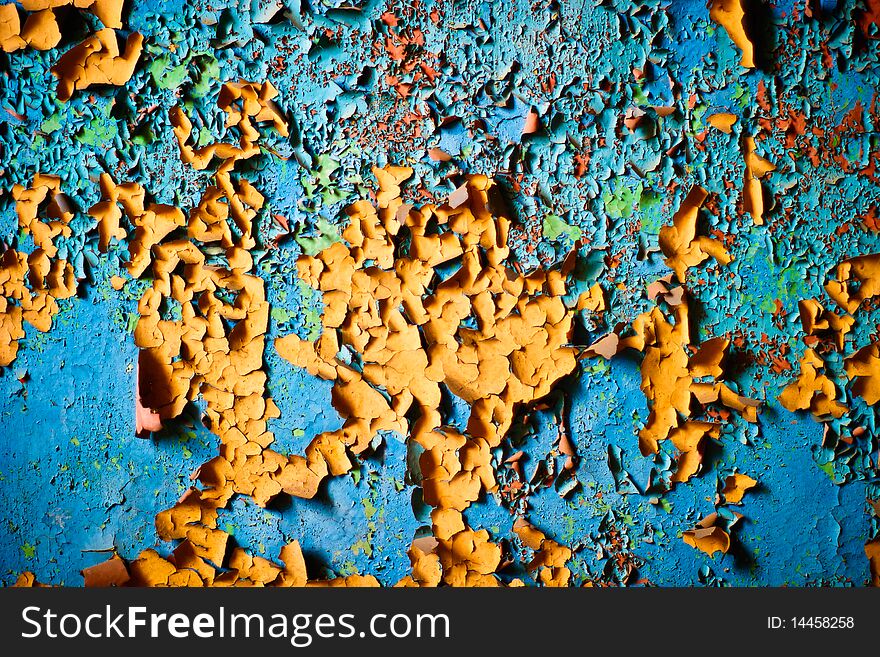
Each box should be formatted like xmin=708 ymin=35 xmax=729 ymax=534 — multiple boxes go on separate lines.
xmin=659 ymin=185 xmax=731 ymax=281
xmin=708 ymin=0 xmax=755 ymax=68
xmin=51 ymin=28 xmax=143 ymax=102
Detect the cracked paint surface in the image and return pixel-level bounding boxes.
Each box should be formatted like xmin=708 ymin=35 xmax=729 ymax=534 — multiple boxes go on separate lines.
xmin=1 ymin=0 xmax=879 ymax=586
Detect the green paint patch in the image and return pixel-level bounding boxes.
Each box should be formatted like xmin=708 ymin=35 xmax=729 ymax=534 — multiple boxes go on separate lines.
xmin=41 ymin=113 xmax=63 ymax=134
xmin=758 ymin=264 xmax=810 ymax=313
xmin=732 ymin=82 xmax=750 ymax=109
xmin=295 ymin=278 xmax=323 ymax=341
xmin=189 ymin=53 xmax=220 ymax=98
xmin=149 ymin=55 xmax=189 ymax=91
xmin=639 ymin=188 xmax=663 ymax=234
xmin=543 ymin=214 xmax=582 ymax=242
xmin=295 ymin=216 xmax=341 ymax=256
xmin=816 ymin=460 xmax=836 ymax=481
xmin=351 ymin=538 xmax=372 ymax=557
xmin=271 ymin=306 xmax=292 ymax=324
xmin=603 ymin=179 xmax=642 ymax=219
xmin=75 ymin=101 xmax=118 ymax=148
xmin=302 ymin=153 xmax=343 ymax=202
xmin=691 ymin=102 xmax=708 ymax=132
xmin=196 ymin=126 xmax=215 ymax=147
xmin=584 ymin=360 xmax=610 ymax=375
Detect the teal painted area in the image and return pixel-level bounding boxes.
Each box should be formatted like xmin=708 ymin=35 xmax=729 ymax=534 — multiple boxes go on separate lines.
xmin=1 ymin=0 xmax=879 ymax=586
